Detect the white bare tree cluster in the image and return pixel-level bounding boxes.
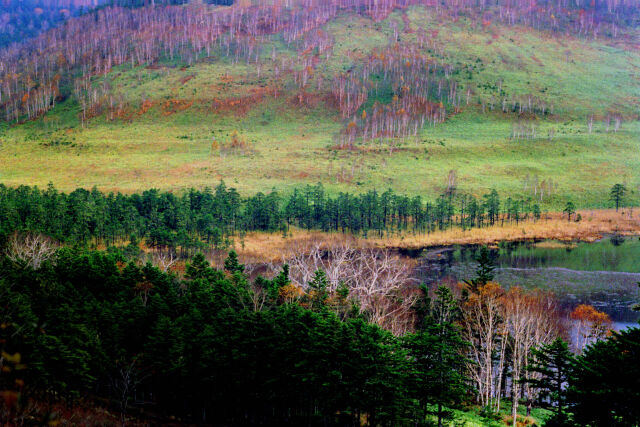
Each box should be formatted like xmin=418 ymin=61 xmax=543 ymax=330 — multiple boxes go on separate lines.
xmin=283 ymin=241 xmax=418 ymax=335
xmin=461 ymin=283 xmax=563 ymax=420
xmin=462 ymin=282 xmax=506 ymax=412
xmin=5 ymin=232 xmax=58 ymax=270
xmin=503 ymin=288 xmax=563 ymax=424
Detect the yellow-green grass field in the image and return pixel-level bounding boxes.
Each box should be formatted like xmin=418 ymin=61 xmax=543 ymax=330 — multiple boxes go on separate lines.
xmin=0 ymin=6 xmax=638 ymax=209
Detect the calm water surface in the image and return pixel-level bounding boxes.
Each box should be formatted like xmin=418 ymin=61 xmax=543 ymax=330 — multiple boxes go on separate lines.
xmin=413 ymin=236 xmax=640 ymax=326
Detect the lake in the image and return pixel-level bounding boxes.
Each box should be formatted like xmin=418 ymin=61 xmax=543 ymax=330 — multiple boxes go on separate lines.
xmin=411 ymin=236 xmax=640 ymax=327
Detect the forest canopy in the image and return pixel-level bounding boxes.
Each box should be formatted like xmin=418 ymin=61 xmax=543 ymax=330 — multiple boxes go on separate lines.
xmin=1 ymin=244 xmax=638 ymax=425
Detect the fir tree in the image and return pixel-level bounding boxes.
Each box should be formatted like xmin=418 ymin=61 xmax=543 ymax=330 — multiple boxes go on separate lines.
xmin=465 ymin=246 xmax=496 ymax=293
xmin=526 ymin=338 xmax=574 ymax=426
xmin=563 ymin=201 xmax=576 ymax=222
xmin=568 ymin=328 xmax=640 ymax=426
xmin=610 ymin=183 xmax=626 ymax=212
xmin=307 ymin=269 xmax=330 ymax=310
xmin=404 ymin=286 xmax=468 ymax=426
xmin=223 ymin=249 xmax=244 ymax=274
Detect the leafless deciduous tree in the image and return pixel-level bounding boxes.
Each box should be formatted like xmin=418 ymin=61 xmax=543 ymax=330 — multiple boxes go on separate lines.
xmin=461 ymin=282 xmax=565 ymax=418
xmin=503 ymin=287 xmax=562 ymax=424
xmin=5 ymin=232 xmax=58 ymax=270
xmin=151 ymin=250 xmax=178 ymax=272
xmin=461 ymin=282 xmax=506 ymax=411
xmin=569 ymin=304 xmax=612 ymax=353
xmin=284 ymin=241 xmax=418 ymax=335
xmin=110 ymin=356 xmax=147 ymax=427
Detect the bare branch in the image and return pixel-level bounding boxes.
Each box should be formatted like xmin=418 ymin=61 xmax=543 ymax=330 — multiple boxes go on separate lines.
xmin=5 ymin=232 xmax=58 ymax=270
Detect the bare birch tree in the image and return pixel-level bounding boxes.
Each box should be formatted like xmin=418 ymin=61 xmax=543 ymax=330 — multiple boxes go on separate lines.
xmin=5 ymin=232 xmax=58 ymax=270
xmin=284 ymin=242 xmax=418 ymax=335
xmin=461 ymin=282 xmax=505 ymax=411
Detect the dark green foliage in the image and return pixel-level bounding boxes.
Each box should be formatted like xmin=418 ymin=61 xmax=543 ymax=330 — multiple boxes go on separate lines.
xmin=223 ymin=249 xmax=244 ymax=274
xmin=0 ymin=247 xmax=421 ymax=425
xmin=0 ymin=183 xmax=545 ymax=254
xmin=3 ymin=243 xmax=639 ymax=425
xmin=307 ymin=269 xmax=330 ymax=310
xmin=403 ymin=286 xmax=469 ymax=426
xmin=563 ymin=201 xmax=576 ymax=222
xmin=533 ymin=203 xmax=541 ymax=220
xmin=464 ymin=246 xmax=496 ymax=293
xmin=526 ymin=338 xmax=574 ymax=425
xmin=610 ymin=183 xmax=627 ymax=212
xmin=567 ymin=327 xmax=640 ymax=427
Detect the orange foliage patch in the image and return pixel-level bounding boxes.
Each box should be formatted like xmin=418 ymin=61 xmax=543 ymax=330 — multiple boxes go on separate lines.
xmin=279 ymin=283 xmax=305 ymax=304
xmin=211 ymin=87 xmax=274 ymax=116
xmin=161 ymin=99 xmax=193 ymax=116
xmin=137 ymin=99 xmax=154 ymax=115
xmin=180 ymin=74 xmax=195 ymax=85
xmin=570 ymin=304 xmax=612 ymax=326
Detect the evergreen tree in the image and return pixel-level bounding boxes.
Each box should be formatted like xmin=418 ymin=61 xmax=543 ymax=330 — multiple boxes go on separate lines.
xmin=568 ymin=327 xmax=640 ymax=426
xmin=483 ymin=189 xmax=500 ymax=226
xmin=185 ymin=252 xmax=211 ymax=279
xmin=307 ymin=269 xmax=329 ymax=310
xmin=404 ymin=286 xmax=468 ymax=426
xmin=223 ymin=249 xmax=244 ymax=274
xmin=532 ymin=203 xmax=541 ymax=221
xmin=269 ymin=264 xmax=290 ymax=301
xmin=563 ymin=201 xmax=576 ymax=222
xmin=526 ymin=338 xmax=574 ymax=426
xmin=465 ymin=246 xmax=496 ymax=293
xmin=609 ymin=183 xmax=626 ymax=212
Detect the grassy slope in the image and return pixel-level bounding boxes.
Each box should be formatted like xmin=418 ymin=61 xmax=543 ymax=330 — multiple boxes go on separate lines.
xmin=0 ymin=6 xmax=638 ymax=209
xmin=447 ymin=404 xmax=551 ymax=427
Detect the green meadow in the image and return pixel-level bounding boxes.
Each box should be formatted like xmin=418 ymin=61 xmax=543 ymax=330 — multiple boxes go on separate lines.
xmin=0 ymin=6 xmax=638 ymax=210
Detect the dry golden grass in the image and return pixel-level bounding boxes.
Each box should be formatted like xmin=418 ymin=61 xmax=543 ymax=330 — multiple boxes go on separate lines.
xmin=234 ymin=209 xmax=640 ymax=262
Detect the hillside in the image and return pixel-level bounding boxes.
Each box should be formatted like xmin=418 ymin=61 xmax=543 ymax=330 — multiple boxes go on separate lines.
xmin=0 ymin=0 xmax=638 ymax=209
xmin=2 ymin=2 xmax=640 ymax=425
xmin=0 ymin=0 xmax=101 ymax=47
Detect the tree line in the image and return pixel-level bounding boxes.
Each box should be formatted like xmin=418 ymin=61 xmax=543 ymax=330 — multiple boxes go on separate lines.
xmin=0 ymin=246 xmax=469 ymax=425
xmin=0 ymin=244 xmax=638 ymax=425
xmin=0 ymin=182 xmax=547 ymax=252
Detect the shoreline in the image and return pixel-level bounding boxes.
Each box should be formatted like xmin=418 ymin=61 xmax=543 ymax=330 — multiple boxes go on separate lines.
xmin=235 ymin=208 xmax=640 ymax=262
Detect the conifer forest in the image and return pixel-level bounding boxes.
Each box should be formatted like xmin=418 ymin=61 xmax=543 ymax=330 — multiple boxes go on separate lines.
xmin=0 ymin=0 xmax=639 ymax=425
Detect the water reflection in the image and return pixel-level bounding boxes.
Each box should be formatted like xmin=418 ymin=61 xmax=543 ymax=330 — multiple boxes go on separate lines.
xmin=413 ymin=236 xmax=640 ymax=324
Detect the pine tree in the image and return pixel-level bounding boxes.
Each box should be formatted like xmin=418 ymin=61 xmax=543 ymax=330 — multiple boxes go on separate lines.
xmin=483 ymin=189 xmax=500 ymax=226
xmin=526 ymin=338 xmax=574 ymax=426
xmin=563 ymin=201 xmax=576 ymax=222
xmin=223 ymin=250 xmax=244 ymax=274
xmin=465 ymin=246 xmax=496 ymax=293
xmin=186 ymin=252 xmax=211 ymax=279
xmin=404 ymin=286 xmax=468 ymax=426
xmin=568 ymin=328 xmax=640 ymax=426
xmin=532 ymin=203 xmax=541 ymax=221
xmin=307 ymin=269 xmax=329 ymax=310
xmin=609 ymin=183 xmax=626 ymax=212
xmin=269 ymin=264 xmax=290 ymax=301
